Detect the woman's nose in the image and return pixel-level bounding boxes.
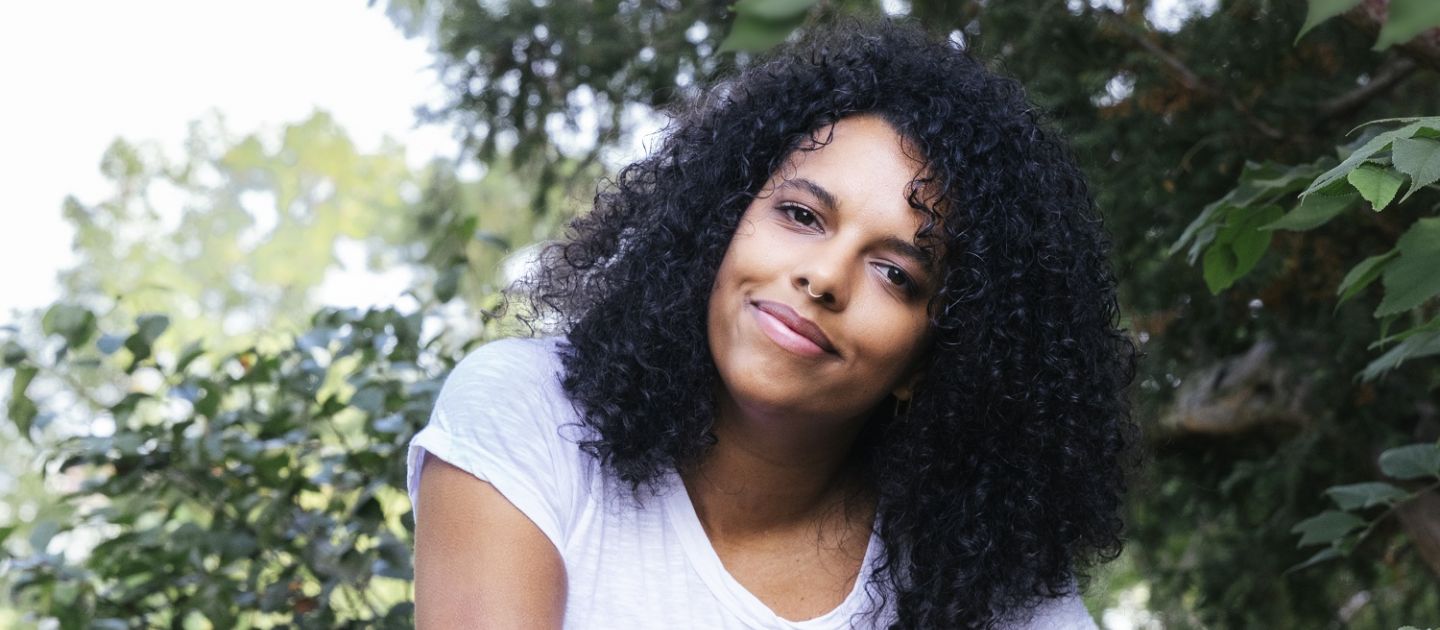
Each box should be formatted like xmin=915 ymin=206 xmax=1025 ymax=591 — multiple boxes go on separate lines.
xmin=792 ymin=247 xmax=851 ymax=309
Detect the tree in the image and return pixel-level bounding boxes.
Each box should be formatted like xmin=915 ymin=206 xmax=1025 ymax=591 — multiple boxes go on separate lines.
xmin=1169 ymin=0 xmax=1440 ymax=613
xmin=377 ymin=0 xmax=1440 ymax=625
xmin=0 ymin=109 xmax=573 ymax=627
xmin=378 ymin=0 xmax=737 ymax=213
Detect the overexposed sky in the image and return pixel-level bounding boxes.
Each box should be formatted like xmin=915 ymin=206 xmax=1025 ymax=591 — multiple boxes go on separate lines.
xmin=0 ymin=0 xmax=455 ymax=323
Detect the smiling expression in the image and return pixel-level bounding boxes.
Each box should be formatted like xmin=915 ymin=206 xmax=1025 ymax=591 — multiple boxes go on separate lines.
xmin=706 ymin=115 xmax=939 ymax=423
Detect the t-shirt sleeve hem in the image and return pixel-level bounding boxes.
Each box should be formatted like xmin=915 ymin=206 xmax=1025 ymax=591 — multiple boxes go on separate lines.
xmin=407 ymin=421 xmax=567 ymax=552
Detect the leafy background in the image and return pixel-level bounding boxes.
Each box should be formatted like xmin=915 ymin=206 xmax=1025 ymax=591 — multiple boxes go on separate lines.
xmin=4 ymin=0 xmax=1440 ymax=628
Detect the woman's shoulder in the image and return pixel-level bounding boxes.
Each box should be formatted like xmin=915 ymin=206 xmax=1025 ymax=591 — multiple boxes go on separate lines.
xmin=450 ymin=335 xmax=566 ymax=385
xmin=409 ymin=335 xmax=593 ymax=547
xmin=432 ymin=335 xmax=584 ymax=440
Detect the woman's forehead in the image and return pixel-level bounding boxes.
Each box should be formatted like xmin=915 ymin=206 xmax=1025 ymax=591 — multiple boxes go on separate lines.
xmin=754 ymin=119 xmax=949 ymax=265
xmin=780 ymin=116 xmax=942 ymax=202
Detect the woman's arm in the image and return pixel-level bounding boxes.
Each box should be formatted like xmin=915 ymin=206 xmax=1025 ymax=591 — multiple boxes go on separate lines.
xmin=413 ymin=453 xmax=567 ymax=629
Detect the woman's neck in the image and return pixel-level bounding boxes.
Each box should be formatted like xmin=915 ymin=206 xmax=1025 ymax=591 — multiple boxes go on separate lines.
xmin=681 ymin=393 xmax=876 ymax=543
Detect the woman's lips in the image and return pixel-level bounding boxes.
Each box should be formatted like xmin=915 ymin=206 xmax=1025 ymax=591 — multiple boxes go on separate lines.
xmin=749 ymin=300 xmax=837 ymax=358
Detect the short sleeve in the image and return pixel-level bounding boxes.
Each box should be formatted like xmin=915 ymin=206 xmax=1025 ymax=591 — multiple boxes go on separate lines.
xmin=406 ymin=337 xmax=586 ymax=552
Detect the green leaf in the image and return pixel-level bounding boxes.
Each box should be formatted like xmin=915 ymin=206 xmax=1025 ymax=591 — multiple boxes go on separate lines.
xmin=1176 ymin=162 xmax=1314 ymax=261
xmin=1360 ymin=328 xmax=1440 ymax=380
xmin=1348 ymin=116 xmax=1440 ymax=135
xmin=1346 ymin=163 xmax=1404 ymax=211
xmin=1291 ymin=510 xmax=1365 ymax=547
xmin=473 ymin=231 xmax=511 ymax=250
xmin=7 ymin=364 xmax=38 ymax=436
xmin=1378 ymin=312 xmax=1401 ymax=343
xmin=194 ymin=381 xmax=223 ymax=418
xmin=175 ymin=340 xmax=206 ymax=373
xmin=1376 ymin=217 xmax=1440 ymax=316
xmin=1326 ymin=482 xmax=1408 ymax=510
xmin=96 ymin=333 xmax=125 ymax=355
xmin=1296 ymin=0 xmax=1364 ymax=42
xmin=435 ymin=265 xmax=461 ymax=304
xmin=2 ymin=340 xmax=26 ymax=367
xmin=1231 ymin=207 xmax=1282 ymax=273
xmin=720 ymin=11 xmax=805 ymax=53
xmin=383 ymin=601 xmax=416 ymax=624
xmin=1230 ymin=161 xmax=1325 ymax=207
xmin=255 ymin=452 xmax=290 ymax=485
xmin=135 ymin=313 xmax=170 ymax=343
xmin=123 ymin=314 xmax=171 ymax=366
xmin=1370 ymin=316 xmax=1440 ymax=349
xmin=1286 ymin=546 xmax=1342 ymax=573
xmin=1170 ymin=201 xmax=1224 ymax=263
xmin=1263 ymin=192 xmax=1357 ymax=231
xmin=1336 ymin=249 xmax=1397 ymax=305
xmin=1393 ymin=137 xmax=1440 ymax=203
xmin=733 ymin=0 xmax=819 ymax=21
xmin=27 ymin=518 xmax=60 ymax=553
xmin=219 ymin=532 xmax=258 ymax=560
xmin=1201 ymin=205 xmax=1284 ymax=293
xmin=350 ymin=385 xmax=388 ymax=415
xmin=1202 ymin=242 xmax=1237 ymax=294
xmin=41 ymin=304 xmax=97 ymax=355
xmin=1374 ymin=0 xmax=1440 ymax=49
xmin=1304 ymin=121 xmax=1427 ymax=197
xmin=1379 ymin=443 xmax=1440 ymax=480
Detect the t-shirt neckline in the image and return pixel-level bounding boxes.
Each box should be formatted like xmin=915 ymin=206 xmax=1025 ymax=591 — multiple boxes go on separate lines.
xmin=661 ymin=471 xmax=881 ymax=629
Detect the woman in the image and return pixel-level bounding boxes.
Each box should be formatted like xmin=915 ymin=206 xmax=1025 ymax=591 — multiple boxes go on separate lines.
xmin=408 ymin=18 xmax=1136 ymax=629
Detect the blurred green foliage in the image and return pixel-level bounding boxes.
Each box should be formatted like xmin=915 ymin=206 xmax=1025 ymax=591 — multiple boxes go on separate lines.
xmin=0 ymin=107 xmax=577 ymax=626
xmin=6 ymin=0 xmax=1440 ymax=627
xmin=7 ymin=305 xmax=436 ymax=627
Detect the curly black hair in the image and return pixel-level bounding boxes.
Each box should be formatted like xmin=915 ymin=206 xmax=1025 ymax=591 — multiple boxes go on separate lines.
xmin=520 ymin=17 xmax=1138 ymax=630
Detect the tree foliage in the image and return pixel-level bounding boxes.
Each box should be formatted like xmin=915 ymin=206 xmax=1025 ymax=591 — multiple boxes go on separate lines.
xmin=6 ymin=306 xmax=439 ymax=627
xmin=1170 ymin=4 xmax=1440 ymax=607
xmin=382 ymin=0 xmax=737 ymax=212
xmin=7 ymin=0 xmax=1440 ymax=627
xmin=51 ymin=111 xmax=427 ymax=355
xmin=0 ymin=108 xmax=565 ymax=626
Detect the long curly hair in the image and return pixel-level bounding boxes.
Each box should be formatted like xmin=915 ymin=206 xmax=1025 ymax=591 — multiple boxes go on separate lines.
xmin=520 ymin=17 xmax=1138 ymax=629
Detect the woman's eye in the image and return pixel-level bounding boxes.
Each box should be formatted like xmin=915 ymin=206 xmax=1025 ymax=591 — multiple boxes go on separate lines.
xmin=882 ymin=265 xmax=912 ymax=288
xmin=784 ymin=205 xmax=818 ymax=227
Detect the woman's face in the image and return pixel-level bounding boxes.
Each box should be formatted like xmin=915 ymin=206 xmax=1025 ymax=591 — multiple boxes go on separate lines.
xmin=707 ymin=115 xmax=938 ymax=423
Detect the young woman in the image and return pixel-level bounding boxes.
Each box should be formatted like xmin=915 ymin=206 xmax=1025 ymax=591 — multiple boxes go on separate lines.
xmin=408 ymin=18 xmax=1137 ymax=629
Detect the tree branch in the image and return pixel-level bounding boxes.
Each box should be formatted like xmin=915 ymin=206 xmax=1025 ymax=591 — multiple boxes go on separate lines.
xmin=1123 ymin=26 xmax=1212 ymax=96
xmin=1104 ymin=13 xmax=1285 ymax=140
xmin=1315 ymin=56 xmax=1419 ymax=126
xmin=1156 ymin=339 xmax=1313 ymax=437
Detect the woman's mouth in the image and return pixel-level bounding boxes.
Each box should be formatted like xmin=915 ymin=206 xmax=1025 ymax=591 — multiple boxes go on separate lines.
xmin=749 ymin=299 xmax=837 ymax=358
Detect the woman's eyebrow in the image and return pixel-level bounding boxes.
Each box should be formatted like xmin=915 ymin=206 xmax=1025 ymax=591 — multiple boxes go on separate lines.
xmin=882 ymin=236 xmax=936 ymax=270
xmin=777 ymin=177 xmax=837 ymax=212
xmin=780 ymin=177 xmax=935 ymax=269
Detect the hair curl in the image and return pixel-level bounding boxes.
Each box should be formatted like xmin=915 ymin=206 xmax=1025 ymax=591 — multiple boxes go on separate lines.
xmin=521 ymin=17 xmax=1138 ymax=629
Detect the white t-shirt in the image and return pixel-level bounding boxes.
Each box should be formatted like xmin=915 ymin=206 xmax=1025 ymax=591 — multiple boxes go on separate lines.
xmin=406 ymin=337 xmax=1098 ymax=629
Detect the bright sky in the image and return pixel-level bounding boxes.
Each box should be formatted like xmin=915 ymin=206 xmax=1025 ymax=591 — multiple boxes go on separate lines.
xmin=0 ymin=0 xmax=455 ymax=324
